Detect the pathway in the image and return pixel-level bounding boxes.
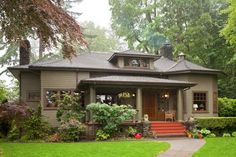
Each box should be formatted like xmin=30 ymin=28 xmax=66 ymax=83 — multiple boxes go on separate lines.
xmin=157 ymin=137 xmax=205 ymax=157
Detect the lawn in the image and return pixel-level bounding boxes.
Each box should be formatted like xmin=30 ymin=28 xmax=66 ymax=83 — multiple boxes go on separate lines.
xmin=193 ymin=137 xmax=236 ymax=157
xmin=0 ymin=141 xmax=169 ymax=157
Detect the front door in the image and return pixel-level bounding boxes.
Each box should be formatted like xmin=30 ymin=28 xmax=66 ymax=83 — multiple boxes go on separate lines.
xmin=142 ymin=92 xmax=156 ymax=121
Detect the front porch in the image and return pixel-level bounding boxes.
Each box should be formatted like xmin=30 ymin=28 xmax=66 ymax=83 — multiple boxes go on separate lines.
xmin=78 ymin=75 xmax=196 ymax=122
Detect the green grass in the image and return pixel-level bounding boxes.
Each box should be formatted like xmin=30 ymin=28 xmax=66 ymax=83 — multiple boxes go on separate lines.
xmin=193 ymin=137 xmax=236 ymax=157
xmin=0 ymin=141 xmax=169 ymax=157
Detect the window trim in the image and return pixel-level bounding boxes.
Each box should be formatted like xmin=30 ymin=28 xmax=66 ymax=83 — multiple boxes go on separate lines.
xmin=43 ymin=88 xmax=75 ymax=110
xmin=192 ymin=91 xmax=209 ymax=113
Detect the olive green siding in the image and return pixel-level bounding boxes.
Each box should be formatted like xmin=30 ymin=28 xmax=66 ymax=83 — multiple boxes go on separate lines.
xmin=20 ymin=72 xmax=40 ymax=109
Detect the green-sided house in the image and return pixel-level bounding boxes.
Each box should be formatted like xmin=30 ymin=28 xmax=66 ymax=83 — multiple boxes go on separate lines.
xmin=8 ymin=44 xmax=222 ymax=136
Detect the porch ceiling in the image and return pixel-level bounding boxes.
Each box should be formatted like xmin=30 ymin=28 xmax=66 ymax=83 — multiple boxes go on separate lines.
xmin=78 ymin=75 xmax=197 ymax=89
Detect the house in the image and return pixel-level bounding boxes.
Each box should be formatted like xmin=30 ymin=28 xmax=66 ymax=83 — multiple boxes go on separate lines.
xmin=8 ymin=44 xmax=222 ymax=125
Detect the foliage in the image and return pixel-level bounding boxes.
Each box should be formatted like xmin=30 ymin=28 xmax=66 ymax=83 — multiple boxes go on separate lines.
xmin=126 ymin=126 xmax=137 ymax=137
xmin=0 ymin=81 xmax=8 ymax=103
xmin=23 ymin=106 xmax=50 ymax=140
xmin=7 ymin=120 xmax=20 ymax=140
xmin=200 ymin=128 xmax=211 ymax=137
xmin=218 ymin=97 xmax=236 ymax=117
xmin=196 ymin=117 xmax=236 ymax=136
xmin=232 ymin=131 xmax=236 ymax=137
xmin=58 ymin=118 xmax=85 ymax=141
xmin=47 ymin=133 xmax=61 ymax=142
xmin=0 ymin=102 xmax=29 ymax=137
xmin=81 ymin=21 xmax=118 ymax=52
xmin=222 ymin=133 xmax=231 ymax=137
xmin=56 ymin=93 xmax=84 ymax=122
xmin=206 ymin=133 xmax=216 ymax=138
xmin=109 ymin=0 xmax=236 ymax=98
xmin=221 ymin=0 xmax=236 ymax=45
xmin=56 ymin=93 xmax=86 ymax=141
xmin=196 ymin=117 xmax=236 ymax=129
xmin=96 ymin=129 xmax=110 ymax=141
xmin=86 ymin=103 xmax=137 ymax=137
xmin=0 ymin=141 xmax=170 ymax=157
xmin=0 ymin=0 xmax=86 ymax=58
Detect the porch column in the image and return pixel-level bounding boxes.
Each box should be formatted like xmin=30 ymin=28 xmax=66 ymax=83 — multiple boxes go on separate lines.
xmin=89 ymin=86 xmax=96 ymax=122
xmin=177 ymin=89 xmax=184 ymax=121
xmin=136 ymin=88 xmax=143 ymax=122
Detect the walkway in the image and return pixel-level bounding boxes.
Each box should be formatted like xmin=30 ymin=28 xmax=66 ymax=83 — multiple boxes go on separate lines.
xmin=157 ymin=137 xmax=205 ymax=157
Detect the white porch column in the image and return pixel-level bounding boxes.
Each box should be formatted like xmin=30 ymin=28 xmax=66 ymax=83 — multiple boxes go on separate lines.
xmin=136 ymin=88 xmax=143 ymax=121
xmin=177 ymin=89 xmax=184 ymax=121
xmin=89 ymin=86 xmax=96 ymax=122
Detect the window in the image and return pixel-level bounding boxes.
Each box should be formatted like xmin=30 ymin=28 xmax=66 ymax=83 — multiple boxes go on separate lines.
xmin=193 ymin=92 xmax=207 ymax=111
xmin=26 ymin=90 xmax=40 ymax=102
xmin=124 ymin=58 xmax=149 ymax=68
xmin=44 ymin=89 xmax=74 ymax=108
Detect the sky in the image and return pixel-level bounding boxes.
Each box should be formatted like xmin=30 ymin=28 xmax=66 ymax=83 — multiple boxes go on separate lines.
xmin=0 ymin=0 xmax=112 ymax=86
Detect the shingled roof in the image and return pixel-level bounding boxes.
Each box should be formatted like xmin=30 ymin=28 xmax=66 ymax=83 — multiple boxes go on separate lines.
xmin=80 ymin=75 xmax=196 ymax=87
xmin=8 ymin=51 xmax=222 ymax=75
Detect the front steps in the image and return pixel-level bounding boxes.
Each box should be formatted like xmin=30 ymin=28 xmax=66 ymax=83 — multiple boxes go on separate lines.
xmin=150 ymin=121 xmax=186 ymax=137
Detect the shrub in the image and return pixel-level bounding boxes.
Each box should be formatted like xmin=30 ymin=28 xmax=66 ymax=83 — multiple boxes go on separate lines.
xmin=126 ymin=127 xmax=137 ymax=137
xmin=200 ymin=128 xmax=211 ymax=137
xmin=23 ymin=106 xmax=50 ymax=140
xmin=222 ymin=133 xmax=231 ymax=137
xmin=58 ymin=118 xmax=85 ymax=141
xmin=47 ymin=133 xmax=61 ymax=142
xmin=96 ymin=130 xmax=110 ymax=141
xmin=232 ymin=131 xmax=236 ymax=137
xmin=196 ymin=117 xmax=236 ymax=135
xmin=86 ymin=103 xmax=137 ymax=138
xmin=0 ymin=102 xmax=29 ymax=138
xmin=206 ymin=133 xmax=216 ymax=138
xmin=7 ymin=120 xmax=20 ymax=140
xmin=218 ymin=97 xmax=236 ymax=117
xmin=56 ymin=93 xmax=86 ymax=141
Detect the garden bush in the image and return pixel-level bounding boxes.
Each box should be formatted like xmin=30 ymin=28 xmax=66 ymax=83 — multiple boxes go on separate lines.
xmin=222 ymin=133 xmax=231 ymax=137
xmin=218 ymin=97 xmax=236 ymax=117
xmin=0 ymin=102 xmax=29 ymax=138
xmin=206 ymin=133 xmax=216 ymax=138
xmin=232 ymin=131 xmax=236 ymax=137
xmin=96 ymin=129 xmax=110 ymax=141
xmin=86 ymin=103 xmax=136 ymax=139
xmin=23 ymin=106 xmax=50 ymax=140
xmin=56 ymin=93 xmax=86 ymax=141
xmin=196 ymin=117 xmax=236 ymax=136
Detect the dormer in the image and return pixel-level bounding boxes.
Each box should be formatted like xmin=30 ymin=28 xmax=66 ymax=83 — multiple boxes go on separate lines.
xmin=108 ymin=50 xmax=159 ymax=70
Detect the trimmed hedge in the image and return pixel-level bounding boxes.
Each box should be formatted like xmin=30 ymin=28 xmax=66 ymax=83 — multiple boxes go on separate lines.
xmin=196 ymin=117 xmax=236 ymax=136
xmin=218 ymin=97 xmax=236 ymax=117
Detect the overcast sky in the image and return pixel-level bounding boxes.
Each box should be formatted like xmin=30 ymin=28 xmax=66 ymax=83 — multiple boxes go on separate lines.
xmin=0 ymin=0 xmax=112 ymax=85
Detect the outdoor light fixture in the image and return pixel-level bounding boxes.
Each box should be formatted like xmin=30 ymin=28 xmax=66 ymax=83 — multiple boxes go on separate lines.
xmin=193 ymin=104 xmax=198 ymax=111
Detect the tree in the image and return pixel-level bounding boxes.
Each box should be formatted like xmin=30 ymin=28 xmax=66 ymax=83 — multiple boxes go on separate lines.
xmin=221 ymin=0 xmax=236 ymax=46
xmin=0 ymin=0 xmax=86 ymax=59
xmin=81 ymin=21 xmax=118 ymax=52
xmin=109 ymin=0 xmax=236 ymax=98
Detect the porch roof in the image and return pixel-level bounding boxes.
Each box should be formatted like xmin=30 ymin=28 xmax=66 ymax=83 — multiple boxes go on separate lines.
xmin=79 ymin=75 xmax=197 ymax=88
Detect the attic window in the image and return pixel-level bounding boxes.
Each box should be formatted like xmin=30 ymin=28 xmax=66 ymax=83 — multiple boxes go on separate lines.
xmin=124 ymin=58 xmax=149 ymax=68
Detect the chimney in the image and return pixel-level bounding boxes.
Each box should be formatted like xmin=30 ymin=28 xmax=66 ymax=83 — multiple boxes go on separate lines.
xmin=178 ymin=52 xmax=186 ymax=60
xmin=160 ymin=43 xmax=173 ymax=60
xmin=19 ymin=40 xmax=31 ymax=65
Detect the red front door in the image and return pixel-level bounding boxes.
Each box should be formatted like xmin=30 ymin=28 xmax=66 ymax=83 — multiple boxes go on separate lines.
xmin=142 ymin=92 xmax=157 ymax=121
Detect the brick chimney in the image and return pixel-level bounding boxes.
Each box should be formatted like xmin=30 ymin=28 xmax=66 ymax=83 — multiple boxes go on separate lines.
xmin=160 ymin=43 xmax=173 ymax=60
xmin=19 ymin=40 xmax=31 ymax=65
